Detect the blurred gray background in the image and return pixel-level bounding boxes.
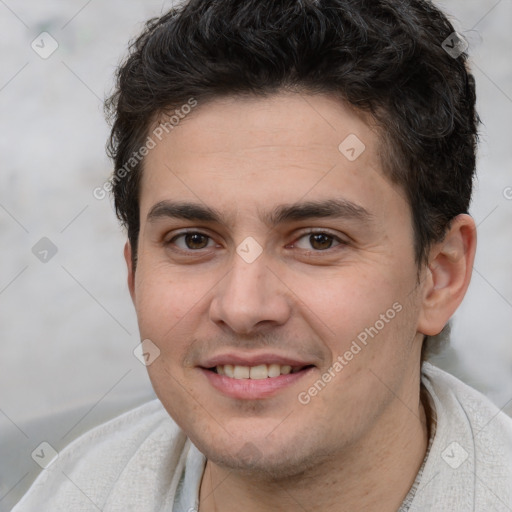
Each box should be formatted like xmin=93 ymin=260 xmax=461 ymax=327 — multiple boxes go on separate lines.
xmin=0 ymin=0 xmax=511 ymax=510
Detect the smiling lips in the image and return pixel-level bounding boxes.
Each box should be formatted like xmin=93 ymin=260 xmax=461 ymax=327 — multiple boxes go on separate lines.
xmin=200 ymin=357 xmax=315 ymax=399
xmin=214 ymin=363 xmax=306 ymax=379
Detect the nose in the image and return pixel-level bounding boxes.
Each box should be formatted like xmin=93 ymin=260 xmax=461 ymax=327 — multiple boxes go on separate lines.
xmin=209 ymin=251 xmax=292 ymax=335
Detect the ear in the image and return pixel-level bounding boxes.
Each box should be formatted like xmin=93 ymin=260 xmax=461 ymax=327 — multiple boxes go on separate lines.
xmin=124 ymin=241 xmax=136 ymax=303
xmin=417 ymin=214 xmax=477 ymax=336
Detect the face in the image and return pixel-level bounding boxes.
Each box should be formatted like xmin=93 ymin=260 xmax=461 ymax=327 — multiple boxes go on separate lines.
xmin=128 ymin=92 xmax=427 ymax=477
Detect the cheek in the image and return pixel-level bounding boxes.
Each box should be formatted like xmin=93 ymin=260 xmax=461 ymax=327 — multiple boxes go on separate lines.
xmin=133 ymin=266 xmax=201 ymax=343
xmin=134 ymin=255 xmax=217 ymax=314
xmin=297 ymin=267 xmax=399 ymax=343
xmin=132 ymin=262 xmax=225 ymax=376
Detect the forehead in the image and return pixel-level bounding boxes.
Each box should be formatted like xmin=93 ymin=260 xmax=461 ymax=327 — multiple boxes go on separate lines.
xmin=148 ymin=92 xmax=377 ymax=162
xmin=139 ymin=92 xmax=404 ymax=223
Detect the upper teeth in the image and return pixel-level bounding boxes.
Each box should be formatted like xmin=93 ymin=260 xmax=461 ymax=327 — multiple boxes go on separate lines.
xmin=217 ymin=364 xmax=293 ymax=379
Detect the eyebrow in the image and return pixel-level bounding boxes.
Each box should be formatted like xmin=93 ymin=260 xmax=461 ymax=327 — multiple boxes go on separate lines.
xmin=147 ymin=201 xmax=223 ymax=223
xmin=146 ymin=199 xmax=372 ymax=227
xmin=265 ymin=199 xmax=372 ymax=226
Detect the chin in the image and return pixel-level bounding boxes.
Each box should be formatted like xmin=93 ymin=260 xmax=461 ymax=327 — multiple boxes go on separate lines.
xmin=195 ymin=435 xmax=333 ymax=481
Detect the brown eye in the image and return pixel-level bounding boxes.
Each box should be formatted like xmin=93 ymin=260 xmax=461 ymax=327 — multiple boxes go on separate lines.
xmin=170 ymin=232 xmax=214 ymax=250
xmin=184 ymin=233 xmax=210 ymax=249
xmin=309 ymin=233 xmax=335 ymax=250
xmin=293 ymin=231 xmax=343 ymax=251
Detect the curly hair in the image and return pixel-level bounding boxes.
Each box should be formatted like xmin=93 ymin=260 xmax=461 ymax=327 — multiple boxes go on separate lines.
xmin=105 ymin=0 xmax=479 ymax=359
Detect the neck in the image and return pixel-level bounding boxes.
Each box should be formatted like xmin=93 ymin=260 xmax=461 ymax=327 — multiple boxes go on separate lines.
xmin=199 ymin=373 xmax=429 ymax=512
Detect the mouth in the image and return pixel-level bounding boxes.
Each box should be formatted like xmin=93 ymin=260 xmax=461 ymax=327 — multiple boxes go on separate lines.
xmin=199 ymin=359 xmax=315 ymax=400
xmin=208 ymin=363 xmax=313 ymax=379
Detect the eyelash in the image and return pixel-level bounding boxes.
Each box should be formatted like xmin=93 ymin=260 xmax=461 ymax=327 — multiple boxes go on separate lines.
xmin=289 ymin=230 xmax=346 ymax=251
xmin=166 ymin=230 xmax=217 ymax=252
xmin=165 ymin=229 xmax=347 ymax=253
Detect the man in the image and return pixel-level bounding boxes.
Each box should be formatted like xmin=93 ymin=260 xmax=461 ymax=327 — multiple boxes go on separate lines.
xmin=13 ymin=0 xmax=512 ymax=510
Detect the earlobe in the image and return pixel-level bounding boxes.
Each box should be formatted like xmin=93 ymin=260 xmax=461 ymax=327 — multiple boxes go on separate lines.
xmin=417 ymin=214 xmax=477 ymax=336
xmin=124 ymin=241 xmax=136 ymax=303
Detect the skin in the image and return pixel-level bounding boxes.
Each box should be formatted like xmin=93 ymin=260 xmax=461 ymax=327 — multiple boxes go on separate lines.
xmin=125 ymin=92 xmax=476 ymax=511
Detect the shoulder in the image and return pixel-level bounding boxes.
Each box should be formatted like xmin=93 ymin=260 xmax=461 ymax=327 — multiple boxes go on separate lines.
xmin=417 ymin=363 xmax=512 ymax=510
xmin=422 ymin=362 xmax=512 ymax=438
xmin=13 ymin=399 xmax=188 ymax=512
